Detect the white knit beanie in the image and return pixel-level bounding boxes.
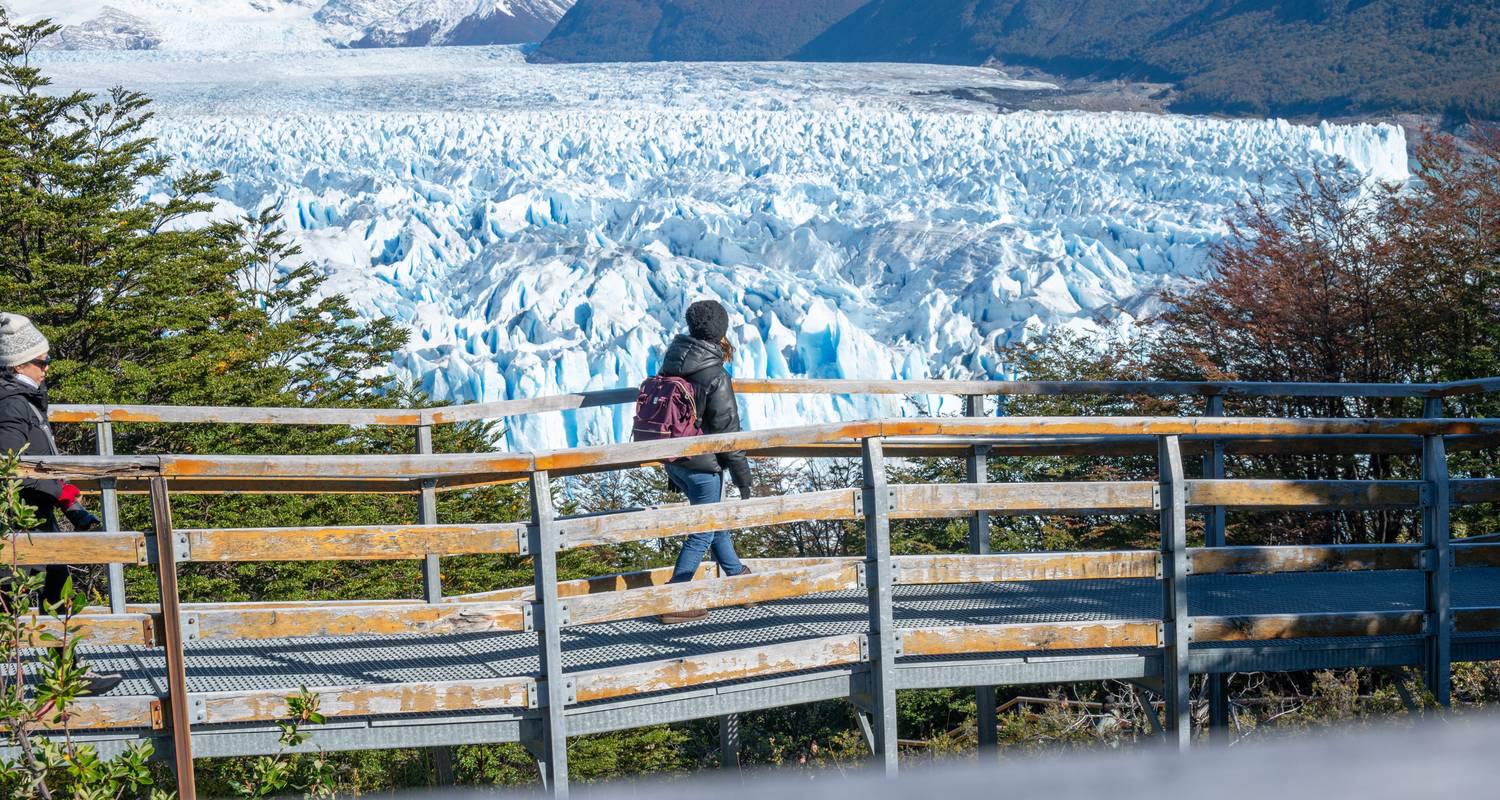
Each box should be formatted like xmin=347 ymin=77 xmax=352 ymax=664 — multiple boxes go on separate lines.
xmin=0 ymin=313 xmax=50 ymax=368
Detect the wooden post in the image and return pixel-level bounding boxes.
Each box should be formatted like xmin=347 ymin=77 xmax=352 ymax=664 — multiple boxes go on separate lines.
xmin=1158 ymin=436 xmax=1191 ymax=751
xmin=1422 ymin=415 xmax=1451 ymax=705
xmin=964 ymin=395 xmax=998 ymax=752
xmin=530 ymin=470 xmax=570 ymax=796
xmin=1202 ymin=396 xmax=1229 ymax=741
xmin=861 ymin=437 xmax=899 ymax=776
xmin=150 ymin=477 xmax=196 ymax=799
xmin=96 ymin=422 xmax=126 ymax=614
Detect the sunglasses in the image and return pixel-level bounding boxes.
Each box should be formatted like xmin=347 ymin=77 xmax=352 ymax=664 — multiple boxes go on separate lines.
xmin=28 ymin=357 xmax=51 ymax=368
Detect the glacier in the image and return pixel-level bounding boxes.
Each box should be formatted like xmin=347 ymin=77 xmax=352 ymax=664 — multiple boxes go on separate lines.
xmin=34 ymin=47 xmax=1410 ymax=451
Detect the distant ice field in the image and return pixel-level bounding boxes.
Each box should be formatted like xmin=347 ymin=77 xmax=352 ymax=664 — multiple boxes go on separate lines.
xmin=37 ymin=47 xmax=1409 ymax=450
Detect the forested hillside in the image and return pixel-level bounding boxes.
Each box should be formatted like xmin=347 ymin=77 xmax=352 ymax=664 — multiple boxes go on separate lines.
xmin=529 ymin=0 xmax=867 ymax=62
xmin=802 ymin=0 xmax=1500 ymax=118
xmin=534 ymin=0 xmax=1500 ymax=119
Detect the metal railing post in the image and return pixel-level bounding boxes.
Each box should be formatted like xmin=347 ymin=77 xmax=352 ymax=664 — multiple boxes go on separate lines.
xmin=96 ymin=422 xmax=126 ymax=614
xmin=417 ymin=424 xmax=441 ymax=603
xmin=1421 ymin=419 xmax=1451 ymax=706
xmin=719 ymin=713 xmax=740 ymax=770
xmin=861 ymin=437 xmax=899 ymax=775
xmin=529 ymin=470 xmax=571 ymax=796
xmin=964 ymin=395 xmax=998 ymax=752
xmin=414 ymin=423 xmax=454 ymax=783
xmin=150 ymin=477 xmax=196 ymax=799
xmin=1158 ymin=435 xmax=1191 ymax=750
xmin=1202 ymin=396 xmax=1229 ymax=740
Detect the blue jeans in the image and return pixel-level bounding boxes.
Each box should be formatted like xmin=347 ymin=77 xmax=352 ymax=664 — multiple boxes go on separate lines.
xmin=666 ymin=463 xmax=745 ymax=582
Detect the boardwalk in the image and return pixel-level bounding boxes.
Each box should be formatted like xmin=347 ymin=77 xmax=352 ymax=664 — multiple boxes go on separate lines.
xmin=8 ymin=379 xmax=1500 ymax=798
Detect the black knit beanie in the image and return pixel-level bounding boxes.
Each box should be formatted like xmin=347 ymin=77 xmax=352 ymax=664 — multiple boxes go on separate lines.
xmin=685 ymin=299 xmax=729 ymax=342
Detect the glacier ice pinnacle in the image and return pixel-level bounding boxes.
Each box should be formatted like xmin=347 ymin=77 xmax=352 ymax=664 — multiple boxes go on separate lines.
xmin=34 ymin=48 xmax=1411 ymax=451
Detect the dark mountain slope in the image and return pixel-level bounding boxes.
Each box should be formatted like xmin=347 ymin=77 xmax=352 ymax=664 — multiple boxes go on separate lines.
xmin=529 ymin=0 xmax=867 ymax=62
xmin=800 ymin=0 xmax=1500 ymax=118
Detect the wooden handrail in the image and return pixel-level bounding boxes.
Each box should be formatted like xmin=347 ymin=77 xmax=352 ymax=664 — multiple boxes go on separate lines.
xmin=43 ymin=377 xmax=1500 ymax=429
xmin=19 ymin=417 xmax=1500 ymax=482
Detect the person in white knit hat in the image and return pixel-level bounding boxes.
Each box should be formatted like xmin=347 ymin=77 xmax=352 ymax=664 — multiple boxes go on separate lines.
xmin=0 ymin=313 xmax=121 ymax=695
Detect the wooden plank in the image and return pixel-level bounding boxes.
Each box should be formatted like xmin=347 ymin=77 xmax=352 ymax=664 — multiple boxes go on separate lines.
xmin=456 ymin=564 xmax=717 ymax=603
xmin=1189 ymin=545 xmax=1423 ymax=575
xmin=892 ymin=482 xmax=1157 ymax=518
xmin=555 ymin=489 xmax=860 ymax=550
xmin=1455 ymin=543 xmax=1500 ymax=569
xmin=427 ymin=388 xmax=639 ymax=425
xmin=898 ymin=620 xmax=1161 ymax=656
xmin=49 ymin=405 xmax=423 ymax=427
xmin=23 ymin=614 xmax=156 ymax=647
xmin=151 ymin=477 xmax=196 ymax=800
xmin=562 ymin=562 xmax=862 ymax=627
xmin=0 ymin=531 xmax=146 ymax=566
xmin=197 ymin=677 xmax=532 ymax=725
xmin=23 ymin=417 xmax=1499 ymax=485
xmin=761 ymin=434 xmax=1500 ymax=461
xmin=184 ymin=523 xmax=526 ymax=562
xmin=1191 ymin=611 xmax=1425 ymax=642
xmin=37 ymin=696 xmax=160 ymax=730
xmin=110 ymin=477 xmax=422 ymax=495
xmin=571 ymin=634 xmax=865 ymax=703
xmin=1453 ymin=479 xmax=1500 ymax=506
xmin=733 ymin=379 xmax=1440 ymax=399
xmin=532 ymin=421 xmax=884 ymax=475
xmin=892 ymin=552 xmax=1159 ymax=584
xmin=158 ymin=452 xmax=534 ymax=481
xmin=190 ymin=601 xmax=528 ymax=640
xmin=1186 ymin=479 xmax=1423 ymax=510
xmin=1454 ymin=606 xmax=1500 ymax=633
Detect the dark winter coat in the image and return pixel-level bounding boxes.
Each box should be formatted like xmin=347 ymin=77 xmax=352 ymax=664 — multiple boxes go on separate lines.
xmin=658 ymin=334 xmax=753 ymax=492
xmin=0 ymin=375 xmax=64 ymax=531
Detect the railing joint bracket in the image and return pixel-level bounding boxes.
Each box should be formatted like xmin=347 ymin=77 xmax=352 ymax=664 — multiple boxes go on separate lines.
xmin=1152 ymin=485 xmax=1162 ymax=511
xmin=189 ymin=696 xmax=206 ymax=725
xmin=173 ymin=532 xmax=191 ymax=563
xmin=522 ymin=603 xmax=535 ymax=632
xmin=181 ymin=615 xmax=200 ymax=642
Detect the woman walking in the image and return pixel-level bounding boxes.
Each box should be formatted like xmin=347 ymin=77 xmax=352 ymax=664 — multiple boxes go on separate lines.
xmin=654 ymin=299 xmax=754 ymax=624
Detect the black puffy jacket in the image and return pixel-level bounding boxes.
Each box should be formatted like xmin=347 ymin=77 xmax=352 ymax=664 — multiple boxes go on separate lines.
xmin=658 ymin=334 xmax=752 ymax=492
xmin=0 ymin=375 xmax=64 ymax=530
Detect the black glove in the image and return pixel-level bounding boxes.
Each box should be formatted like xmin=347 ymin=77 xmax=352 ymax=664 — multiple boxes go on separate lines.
xmin=738 ymin=484 xmax=754 ymax=500
xmin=64 ymin=505 xmax=102 ymax=532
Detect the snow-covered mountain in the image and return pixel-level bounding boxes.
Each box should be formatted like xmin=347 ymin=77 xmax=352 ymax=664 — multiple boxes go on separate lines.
xmin=5 ymin=1 xmax=573 ymax=51
xmin=37 ymin=48 xmax=1410 ymax=450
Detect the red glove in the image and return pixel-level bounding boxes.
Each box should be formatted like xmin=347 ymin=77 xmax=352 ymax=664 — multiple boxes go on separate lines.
xmin=59 ymin=483 xmax=82 ymax=510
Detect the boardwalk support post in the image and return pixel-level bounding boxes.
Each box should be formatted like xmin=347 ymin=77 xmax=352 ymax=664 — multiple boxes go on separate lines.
xmin=416 ymin=423 xmax=454 ymax=784
xmin=861 ymin=437 xmax=899 ymax=775
xmin=530 ymin=470 xmax=570 ymax=796
xmin=151 ymin=477 xmax=196 ymax=799
xmin=1202 ymin=396 xmax=1229 ymax=741
xmin=719 ymin=713 xmax=740 ymax=770
xmin=97 ymin=421 xmax=126 ymax=614
xmin=1422 ymin=397 xmax=1451 ymax=705
xmin=965 ymin=395 xmax=998 ymax=752
xmin=417 ymin=424 xmax=442 ymax=603
xmin=1158 ymin=435 xmax=1191 ymax=750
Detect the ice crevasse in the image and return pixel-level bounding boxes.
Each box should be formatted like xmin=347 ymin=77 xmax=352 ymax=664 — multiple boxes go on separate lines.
xmin=146 ymin=107 xmax=1409 ymax=451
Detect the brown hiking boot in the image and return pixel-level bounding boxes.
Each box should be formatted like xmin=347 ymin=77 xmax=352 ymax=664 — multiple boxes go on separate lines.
xmin=659 ymin=608 xmax=709 ymax=625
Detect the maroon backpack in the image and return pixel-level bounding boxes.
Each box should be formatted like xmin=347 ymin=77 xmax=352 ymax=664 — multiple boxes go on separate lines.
xmin=631 ymin=376 xmax=702 ymax=449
